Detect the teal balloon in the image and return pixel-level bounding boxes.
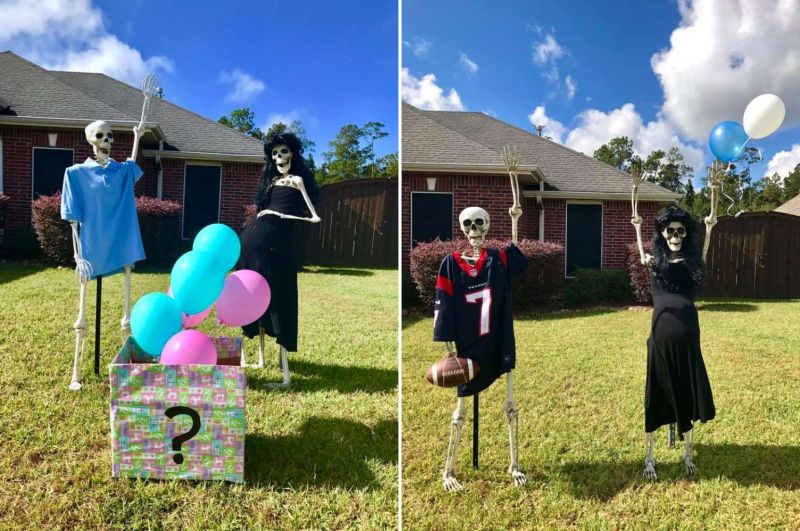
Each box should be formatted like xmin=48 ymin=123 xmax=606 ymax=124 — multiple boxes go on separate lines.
xmin=170 ymin=250 xmax=226 ymax=315
xmin=193 ymin=223 xmax=241 ymax=272
xmin=709 ymin=121 xmax=749 ymax=162
xmin=131 ymin=292 xmax=182 ymax=356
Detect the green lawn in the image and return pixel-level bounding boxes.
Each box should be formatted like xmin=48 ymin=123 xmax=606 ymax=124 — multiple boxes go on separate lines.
xmin=402 ymin=300 xmax=800 ymax=529
xmin=0 ymin=264 xmax=397 ymax=530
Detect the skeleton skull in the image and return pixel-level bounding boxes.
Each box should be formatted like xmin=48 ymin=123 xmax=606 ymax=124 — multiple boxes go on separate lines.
xmin=459 ymin=206 xmax=490 ymax=249
xmin=85 ymin=120 xmax=114 ymax=164
xmin=662 ymin=221 xmax=686 ymax=252
xmin=271 ymin=144 xmax=293 ymax=175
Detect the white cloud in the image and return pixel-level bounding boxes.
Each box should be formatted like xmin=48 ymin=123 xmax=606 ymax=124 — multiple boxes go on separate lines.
xmin=0 ymin=0 xmax=173 ymax=85
xmin=765 ymin=144 xmax=800 ymax=179
xmin=565 ymin=75 xmax=577 ymax=100
xmin=532 ymin=33 xmax=565 ymax=65
xmin=403 ymin=36 xmax=432 ymax=57
xmin=527 ymin=105 xmax=567 ymax=144
xmin=563 ymin=103 xmax=705 ymax=173
xmin=219 ymin=69 xmax=266 ymax=103
xmin=651 ymin=0 xmax=800 ymax=140
xmin=264 ymin=110 xmax=301 ymax=130
xmin=459 ymin=51 xmax=478 ymax=75
xmin=401 ymin=68 xmax=465 ymax=111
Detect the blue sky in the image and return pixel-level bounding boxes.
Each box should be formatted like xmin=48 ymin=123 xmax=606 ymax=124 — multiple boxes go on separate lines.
xmin=0 ymin=0 xmax=398 ymax=159
xmin=403 ymin=0 xmax=800 ymax=184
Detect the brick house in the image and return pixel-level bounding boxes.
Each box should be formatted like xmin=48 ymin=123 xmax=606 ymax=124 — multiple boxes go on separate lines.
xmin=402 ymin=102 xmax=680 ymax=277
xmin=0 ymin=51 xmax=264 ymax=245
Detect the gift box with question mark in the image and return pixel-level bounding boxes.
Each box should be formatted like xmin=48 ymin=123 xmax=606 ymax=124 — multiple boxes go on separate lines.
xmin=109 ymin=336 xmax=246 ymax=482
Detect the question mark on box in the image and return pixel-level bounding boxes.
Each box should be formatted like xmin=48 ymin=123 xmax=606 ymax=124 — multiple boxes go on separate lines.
xmin=165 ymin=406 xmax=201 ymax=464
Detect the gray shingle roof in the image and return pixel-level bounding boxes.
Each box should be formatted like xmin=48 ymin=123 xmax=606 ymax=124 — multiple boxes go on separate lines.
xmin=402 ymin=102 xmax=678 ymax=198
xmin=0 ymin=51 xmax=263 ymax=158
xmin=775 ymin=193 xmax=800 ymax=216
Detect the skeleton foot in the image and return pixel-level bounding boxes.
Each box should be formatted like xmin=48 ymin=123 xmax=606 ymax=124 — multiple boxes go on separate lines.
xmin=510 ymin=466 xmax=527 ymax=487
xmin=684 ymin=456 xmax=698 ymax=476
xmin=443 ymin=473 xmax=463 ymax=492
xmin=643 ymin=457 xmax=657 ymax=480
xmin=68 ymin=380 xmax=82 ymax=391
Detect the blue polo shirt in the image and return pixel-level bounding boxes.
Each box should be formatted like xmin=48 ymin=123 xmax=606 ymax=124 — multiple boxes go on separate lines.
xmin=61 ymin=158 xmax=146 ymax=279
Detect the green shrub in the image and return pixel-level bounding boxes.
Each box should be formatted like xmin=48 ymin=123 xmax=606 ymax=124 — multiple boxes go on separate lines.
xmin=627 ymin=242 xmax=653 ymax=304
xmin=409 ymin=238 xmax=565 ymax=308
xmin=562 ymin=268 xmax=633 ymax=306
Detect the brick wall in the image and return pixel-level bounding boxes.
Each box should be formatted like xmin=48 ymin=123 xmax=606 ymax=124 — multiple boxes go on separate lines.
xmin=402 ymin=170 xmax=666 ymax=275
xmin=160 ymin=159 xmax=262 ymax=237
xmin=0 ymin=124 xmax=261 ymax=241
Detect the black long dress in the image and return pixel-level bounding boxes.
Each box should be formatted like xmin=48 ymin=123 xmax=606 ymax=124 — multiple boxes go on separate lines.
xmin=237 ymin=185 xmax=306 ymax=351
xmin=645 ymin=261 xmax=715 ymax=435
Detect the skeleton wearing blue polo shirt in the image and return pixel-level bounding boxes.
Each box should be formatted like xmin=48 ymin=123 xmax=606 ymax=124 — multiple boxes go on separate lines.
xmin=61 ymin=75 xmax=157 ymax=391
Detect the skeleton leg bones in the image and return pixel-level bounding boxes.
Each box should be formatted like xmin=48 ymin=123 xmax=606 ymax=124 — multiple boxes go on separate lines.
xmin=120 ymin=266 xmax=132 ymax=338
xmin=505 ymin=371 xmax=526 ymax=486
xmin=443 ymin=396 xmax=466 ymax=492
xmin=684 ymin=428 xmax=698 ymax=475
xmin=69 ymin=279 xmax=88 ymax=391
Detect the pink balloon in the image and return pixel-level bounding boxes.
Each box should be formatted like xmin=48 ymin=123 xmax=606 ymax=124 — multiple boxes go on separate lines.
xmin=217 ymin=270 xmax=271 ymax=327
xmin=167 ymin=286 xmax=211 ymax=328
xmin=160 ymin=330 xmax=218 ymax=365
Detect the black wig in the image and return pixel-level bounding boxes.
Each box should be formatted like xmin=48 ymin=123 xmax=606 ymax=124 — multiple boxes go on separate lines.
xmin=651 ymin=204 xmax=704 ymax=291
xmin=255 ymin=132 xmax=319 ymax=212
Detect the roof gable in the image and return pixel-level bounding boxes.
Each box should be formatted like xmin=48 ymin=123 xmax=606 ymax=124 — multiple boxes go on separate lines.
xmin=0 ymin=51 xmax=263 ymax=159
xmin=403 ymin=102 xmax=678 ymax=199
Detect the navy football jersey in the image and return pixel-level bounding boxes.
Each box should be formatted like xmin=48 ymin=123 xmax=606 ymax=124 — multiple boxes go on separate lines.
xmin=433 ymin=245 xmax=527 ymax=396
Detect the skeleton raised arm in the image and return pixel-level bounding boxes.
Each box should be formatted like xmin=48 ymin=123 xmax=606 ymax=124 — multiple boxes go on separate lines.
xmin=630 ymin=166 xmax=653 ymax=267
xmin=130 ymin=74 xmax=157 ymax=163
xmin=502 ymin=146 xmax=522 ymax=245
xmin=702 ymin=162 xmax=722 ymax=264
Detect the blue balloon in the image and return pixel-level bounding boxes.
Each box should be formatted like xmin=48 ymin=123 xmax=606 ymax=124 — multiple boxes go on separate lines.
xmin=131 ymin=292 xmax=182 ymax=356
xmin=170 ymin=250 xmax=226 ymax=315
xmin=193 ymin=223 xmax=241 ymax=272
xmin=709 ymin=121 xmax=749 ymax=162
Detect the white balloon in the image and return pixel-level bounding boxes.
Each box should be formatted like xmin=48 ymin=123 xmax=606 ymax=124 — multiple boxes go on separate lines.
xmin=743 ymin=94 xmax=785 ymax=139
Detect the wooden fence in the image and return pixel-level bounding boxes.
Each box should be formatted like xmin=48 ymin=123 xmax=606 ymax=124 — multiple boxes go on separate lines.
xmin=302 ymin=178 xmax=397 ymax=268
xmin=702 ymin=211 xmax=800 ymax=298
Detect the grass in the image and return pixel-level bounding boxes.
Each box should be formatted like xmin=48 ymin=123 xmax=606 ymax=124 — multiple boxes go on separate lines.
xmin=0 ymin=264 xmax=397 ymax=530
xmin=402 ymin=300 xmax=800 ymax=529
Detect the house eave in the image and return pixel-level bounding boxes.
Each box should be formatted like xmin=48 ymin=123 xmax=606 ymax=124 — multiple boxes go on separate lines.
xmin=403 ymin=162 xmax=545 ymax=183
xmin=0 ymin=115 xmax=165 ymax=140
xmin=523 ymin=189 xmax=681 ymax=201
xmin=142 ymin=149 xmax=263 ymax=164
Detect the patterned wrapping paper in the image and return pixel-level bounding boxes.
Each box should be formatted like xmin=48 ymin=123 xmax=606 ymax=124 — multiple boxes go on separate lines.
xmin=109 ymin=336 xmax=246 ymax=483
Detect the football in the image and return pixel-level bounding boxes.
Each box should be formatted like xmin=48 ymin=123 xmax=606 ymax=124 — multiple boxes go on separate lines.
xmin=425 ymin=354 xmax=480 ymax=387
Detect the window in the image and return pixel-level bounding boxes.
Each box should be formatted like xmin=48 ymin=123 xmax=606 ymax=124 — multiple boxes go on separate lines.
xmin=182 ymin=164 xmax=221 ymax=240
xmin=565 ymin=203 xmax=602 ymax=276
xmin=33 ymin=148 xmax=73 ymax=199
xmin=411 ymin=191 xmax=452 ymax=246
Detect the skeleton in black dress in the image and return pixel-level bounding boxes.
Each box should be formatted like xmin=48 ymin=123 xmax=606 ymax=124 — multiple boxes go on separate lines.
xmin=631 ymin=165 xmax=721 ymax=479
xmin=238 ymin=132 xmax=320 ymax=386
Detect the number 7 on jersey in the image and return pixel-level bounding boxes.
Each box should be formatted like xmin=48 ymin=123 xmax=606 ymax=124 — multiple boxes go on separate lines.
xmin=465 ymin=288 xmax=492 ymax=336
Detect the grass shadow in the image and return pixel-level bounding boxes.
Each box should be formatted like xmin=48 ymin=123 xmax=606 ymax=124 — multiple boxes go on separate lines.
xmin=696 ymin=302 xmax=758 ymax=312
xmin=517 ymin=307 xmax=625 ymax=322
xmin=0 ymin=263 xmax=48 ymax=284
xmin=303 ymin=267 xmax=374 ymax=277
xmin=245 ymin=416 xmax=397 ymax=489
xmin=561 ymin=444 xmax=800 ymax=501
xmin=248 ymin=360 xmax=397 ymax=394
